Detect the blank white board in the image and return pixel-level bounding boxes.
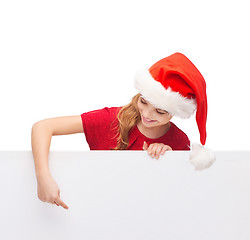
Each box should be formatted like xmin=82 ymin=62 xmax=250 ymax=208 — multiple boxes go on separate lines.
xmin=0 ymin=151 xmax=250 ymax=240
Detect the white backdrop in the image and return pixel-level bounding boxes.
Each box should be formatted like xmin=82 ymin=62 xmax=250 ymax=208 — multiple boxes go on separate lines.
xmin=1 ymin=0 xmax=249 ymax=151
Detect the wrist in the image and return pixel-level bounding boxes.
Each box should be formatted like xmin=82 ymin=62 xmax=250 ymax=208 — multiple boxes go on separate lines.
xmin=36 ymin=169 xmax=51 ymax=180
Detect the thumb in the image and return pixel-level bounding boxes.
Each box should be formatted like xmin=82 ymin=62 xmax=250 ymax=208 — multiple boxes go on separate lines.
xmin=143 ymin=141 xmax=148 ymax=150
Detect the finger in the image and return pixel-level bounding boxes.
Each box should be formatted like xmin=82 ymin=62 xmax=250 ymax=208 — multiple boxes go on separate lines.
xmin=161 ymin=145 xmax=172 ymax=155
xmin=160 ymin=146 xmax=168 ymax=155
xmin=155 ymin=145 xmax=165 ymax=159
xmin=147 ymin=144 xmax=155 ymax=156
xmin=143 ymin=141 xmax=148 ymax=150
xmin=53 ymin=190 xmax=61 ymax=206
xmin=155 ymin=143 xmax=164 ymax=159
xmin=160 ymin=145 xmax=169 ymax=155
xmin=150 ymin=144 xmax=160 ymax=158
xmin=56 ymin=197 xmax=69 ymax=210
xmin=164 ymin=145 xmax=172 ymax=151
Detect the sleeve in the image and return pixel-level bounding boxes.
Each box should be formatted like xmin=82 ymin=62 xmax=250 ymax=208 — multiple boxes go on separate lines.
xmin=177 ymin=131 xmax=191 ymax=150
xmin=168 ymin=123 xmax=191 ymax=150
xmin=182 ymin=137 xmax=191 ymax=150
xmin=80 ymin=107 xmax=118 ymax=150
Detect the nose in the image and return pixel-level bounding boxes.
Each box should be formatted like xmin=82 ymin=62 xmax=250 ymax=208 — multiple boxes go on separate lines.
xmin=140 ymin=100 xmax=156 ymax=119
xmin=142 ymin=109 xmax=154 ymax=120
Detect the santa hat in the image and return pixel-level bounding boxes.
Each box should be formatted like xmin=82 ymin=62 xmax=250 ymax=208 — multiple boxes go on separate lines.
xmin=134 ymin=52 xmax=215 ymax=170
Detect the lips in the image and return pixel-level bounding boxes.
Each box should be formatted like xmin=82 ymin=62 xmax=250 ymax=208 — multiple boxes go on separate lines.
xmin=142 ymin=115 xmax=157 ymax=123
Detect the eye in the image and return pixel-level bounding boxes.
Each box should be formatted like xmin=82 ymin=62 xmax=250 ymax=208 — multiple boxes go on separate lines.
xmin=156 ymin=109 xmax=168 ymax=115
xmin=140 ymin=98 xmax=147 ymax=104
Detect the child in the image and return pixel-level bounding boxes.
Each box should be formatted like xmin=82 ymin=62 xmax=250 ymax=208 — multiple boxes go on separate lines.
xmin=31 ymin=52 xmax=215 ymax=210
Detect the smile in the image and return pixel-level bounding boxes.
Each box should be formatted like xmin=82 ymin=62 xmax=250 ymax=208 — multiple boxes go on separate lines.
xmin=142 ymin=115 xmax=157 ymax=123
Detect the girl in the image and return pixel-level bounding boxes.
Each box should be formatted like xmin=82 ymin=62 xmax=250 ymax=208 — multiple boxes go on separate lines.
xmin=31 ymin=52 xmax=215 ymax=210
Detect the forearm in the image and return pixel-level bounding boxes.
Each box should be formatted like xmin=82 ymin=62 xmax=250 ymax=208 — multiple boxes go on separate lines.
xmin=31 ymin=122 xmax=53 ymax=179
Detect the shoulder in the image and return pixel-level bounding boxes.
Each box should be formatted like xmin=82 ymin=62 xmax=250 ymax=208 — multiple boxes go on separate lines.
xmin=169 ymin=122 xmax=189 ymax=141
xmin=81 ymin=107 xmax=120 ymax=118
xmin=81 ymin=107 xmax=121 ymax=129
xmin=168 ymin=122 xmax=190 ymax=150
xmin=80 ymin=107 xmax=121 ymax=149
xmin=106 ymin=107 xmax=121 ymax=115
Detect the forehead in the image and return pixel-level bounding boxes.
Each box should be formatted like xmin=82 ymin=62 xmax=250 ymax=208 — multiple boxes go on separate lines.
xmin=139 ymin=95 xmax=167 ymax=113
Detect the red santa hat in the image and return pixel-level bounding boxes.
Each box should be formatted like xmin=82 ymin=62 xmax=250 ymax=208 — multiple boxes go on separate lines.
xmin=134 ymin=52 xmax=215 ymax=170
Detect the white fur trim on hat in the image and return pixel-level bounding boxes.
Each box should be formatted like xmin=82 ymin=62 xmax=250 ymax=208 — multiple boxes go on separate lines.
xmin=134 ymin=68 xmax=197 ymax=119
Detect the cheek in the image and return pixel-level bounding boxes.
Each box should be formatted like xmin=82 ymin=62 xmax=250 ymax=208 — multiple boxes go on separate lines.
xmin=157 ymin=115 xmax=171 ymax=123
xmin=137 ymin=102 xmax=144 ymax=112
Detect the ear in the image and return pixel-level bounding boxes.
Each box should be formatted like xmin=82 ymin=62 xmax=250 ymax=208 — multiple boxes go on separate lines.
xmin=168 ymin=114 xmax=173 ymax=121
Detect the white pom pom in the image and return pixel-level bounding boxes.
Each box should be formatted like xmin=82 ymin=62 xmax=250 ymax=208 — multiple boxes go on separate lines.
xmin=189 ymin=143 xmax=216 ymax=170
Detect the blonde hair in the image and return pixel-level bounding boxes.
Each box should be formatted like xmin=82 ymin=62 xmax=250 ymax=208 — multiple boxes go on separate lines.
xmin=113 ymin=93 xmax=141 ymax=150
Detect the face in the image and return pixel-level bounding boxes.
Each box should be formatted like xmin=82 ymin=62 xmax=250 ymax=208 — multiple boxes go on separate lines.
xmin=137 ymin=95 xmax=172 ymax=128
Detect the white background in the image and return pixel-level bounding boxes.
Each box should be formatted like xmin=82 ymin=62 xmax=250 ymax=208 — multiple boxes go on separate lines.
xmin=0 ymin=0 xmax=249 ymax=151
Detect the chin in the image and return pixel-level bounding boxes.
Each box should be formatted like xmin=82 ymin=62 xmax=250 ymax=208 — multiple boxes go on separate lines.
xmin=142 ymin=120 xmax=158 ymax=128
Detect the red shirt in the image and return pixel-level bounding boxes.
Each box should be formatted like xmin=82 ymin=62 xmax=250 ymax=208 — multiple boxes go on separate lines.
xmin=81 ymin=107 xmax=190 ymax=150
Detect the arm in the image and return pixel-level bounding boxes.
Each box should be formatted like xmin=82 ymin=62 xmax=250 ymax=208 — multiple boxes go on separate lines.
xmin=31 ymin=115 xmax=84 ymax=209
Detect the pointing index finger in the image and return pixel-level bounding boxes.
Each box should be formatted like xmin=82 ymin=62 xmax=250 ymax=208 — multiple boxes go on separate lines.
xmin=56 ymin=198 xmax=69 ymax=210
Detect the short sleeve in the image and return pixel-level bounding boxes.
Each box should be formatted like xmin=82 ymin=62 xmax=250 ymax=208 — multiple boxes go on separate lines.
xmin=160 ymin=122 xmax=191 ymax=150
xmin=81 ymin=107 xmax=119 ymax=150
xmin=171 ymin=128 xmax=191 ymax=150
